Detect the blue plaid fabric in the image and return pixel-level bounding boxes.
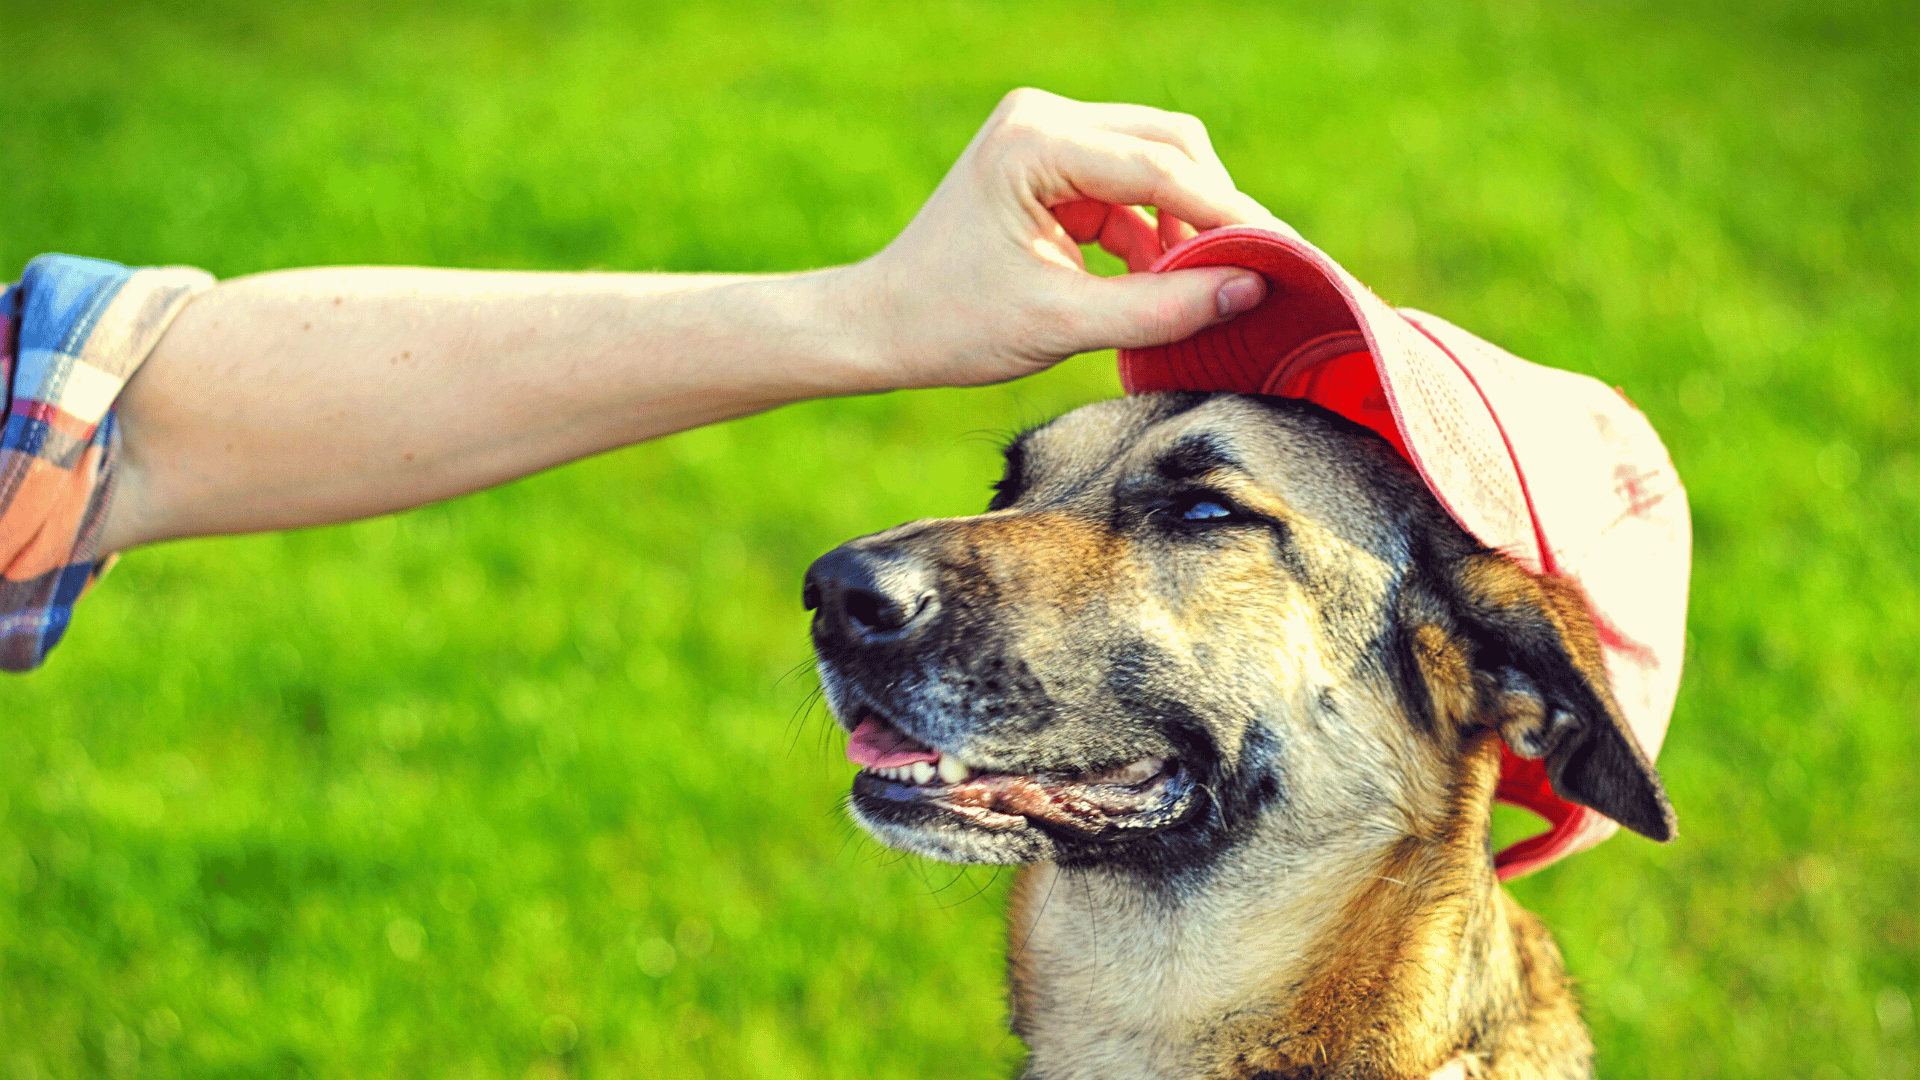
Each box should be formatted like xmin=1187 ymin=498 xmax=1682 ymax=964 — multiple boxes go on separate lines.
xmin=1 ymin=255 xmax=212 ymax=671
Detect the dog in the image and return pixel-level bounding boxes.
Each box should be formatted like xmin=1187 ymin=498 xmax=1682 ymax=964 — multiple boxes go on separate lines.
xmin=804 ymin=392 xmax=1676 ymax=1080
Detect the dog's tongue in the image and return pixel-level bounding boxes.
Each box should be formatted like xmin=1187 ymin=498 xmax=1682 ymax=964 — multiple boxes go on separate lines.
xmin=847 ymin=717 xmax=939 ymax=768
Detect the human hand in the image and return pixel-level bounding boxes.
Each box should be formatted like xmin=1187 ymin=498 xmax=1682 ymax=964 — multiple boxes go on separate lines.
xmin=838 ymin=88 xmax=1298 ymax=389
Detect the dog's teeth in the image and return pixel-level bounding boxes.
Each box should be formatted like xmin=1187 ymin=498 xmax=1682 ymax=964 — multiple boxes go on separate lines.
xmin=936 ymin=754 xmax=971 ymax=785
xmin=909 ymin=761 xmax=936 ymax=785
xmin=1123 ymin=757 xmax=1166 ymax=783
xmin=1088 ymin=756 xmax=1165 ymax=785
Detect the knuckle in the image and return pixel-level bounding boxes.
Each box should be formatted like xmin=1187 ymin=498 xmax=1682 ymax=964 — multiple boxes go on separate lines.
xmin=986 ymin=91 xmax=1053 ymax=143
xmin=1137 ymin=142 xmax=1183 ymax=181
xmin=997 ymin=86 xmax=1055 ymax=122
xmin=977 ymin=120 xmax=1036 ymax=166
xmin=1173 ymin=112 xmax=1209 ymax=143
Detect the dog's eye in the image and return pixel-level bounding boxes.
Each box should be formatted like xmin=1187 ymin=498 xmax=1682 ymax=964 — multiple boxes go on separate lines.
xmin=1177 ymin=497 xmax=1235 ymax=522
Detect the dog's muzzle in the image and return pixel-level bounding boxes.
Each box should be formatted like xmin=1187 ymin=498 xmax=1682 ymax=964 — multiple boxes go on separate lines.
xmin=805 ymin=540 xmax=1201 ymax=864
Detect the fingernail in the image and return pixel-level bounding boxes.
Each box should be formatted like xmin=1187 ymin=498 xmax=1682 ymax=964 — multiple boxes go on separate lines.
xmin=1215 ymin=273 xmax=1266 ymax=319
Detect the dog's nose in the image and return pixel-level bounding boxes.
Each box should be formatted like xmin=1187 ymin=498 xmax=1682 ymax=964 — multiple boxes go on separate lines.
xmin=804 ymin=545 xmax=938 ymax=642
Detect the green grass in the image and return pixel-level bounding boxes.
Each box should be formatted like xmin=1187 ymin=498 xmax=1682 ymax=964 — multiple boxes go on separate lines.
xmin=3 ymin=0 xmax=1914 ymax=1076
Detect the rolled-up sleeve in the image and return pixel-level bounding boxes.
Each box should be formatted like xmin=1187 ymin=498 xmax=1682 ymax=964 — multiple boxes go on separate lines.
xmin=1 ymin=255 xmax=214 ymax=672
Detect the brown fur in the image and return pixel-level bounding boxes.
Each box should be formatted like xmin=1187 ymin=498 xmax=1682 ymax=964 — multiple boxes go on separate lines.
xmin=806 ymin=393 xmax=1675 ymax=1079
xmin=1186 ymin=737 xmax=1590 ymax=1079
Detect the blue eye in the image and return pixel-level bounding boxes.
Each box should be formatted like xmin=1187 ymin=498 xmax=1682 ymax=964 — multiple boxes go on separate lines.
xmin=1181 ymin=499 xmax=1232 ymax=522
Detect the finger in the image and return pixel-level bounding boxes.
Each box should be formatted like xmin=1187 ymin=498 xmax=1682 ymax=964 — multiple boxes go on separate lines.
xmin=1067 ymin=131 xmax=1301 ymax=240
xmin=1078 ymin=105 xmax=1234 ymax=187
xmin=1050 ymin=200 xmax=1165 ymax=273
xmin=1036 ymin=128 xmax=1274 ymax=233
xmin=1050 ymin=198 xmax=1109 ymax=244
xmin=1034 ymin=202 xmax=1093 ymax=271
xmin=1094 ymin=204 xmax=1165 ymax=273
xmin=1158 ymin=211 xmax=1199 ymax=251
xmin=1052 ymin=265 xmax=1268 ymax=353
xmin=988 ymin=90 xmax=1297 ymax=235
xmin=1062 ymin=111 xmax=1302 ymax=240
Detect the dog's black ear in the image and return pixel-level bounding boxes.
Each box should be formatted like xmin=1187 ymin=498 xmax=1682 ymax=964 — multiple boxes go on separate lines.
xmin=1445 ymin=554 xmax=1677 ymax=843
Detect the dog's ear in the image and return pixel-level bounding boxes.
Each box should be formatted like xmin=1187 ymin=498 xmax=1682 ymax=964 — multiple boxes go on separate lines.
xmin=1437 ymin=553 xmax=1677 ymax=843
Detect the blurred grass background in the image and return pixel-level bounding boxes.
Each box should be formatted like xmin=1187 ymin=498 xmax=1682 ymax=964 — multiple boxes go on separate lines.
xmin=2 ymin=0 xmax=1914 ymax=1076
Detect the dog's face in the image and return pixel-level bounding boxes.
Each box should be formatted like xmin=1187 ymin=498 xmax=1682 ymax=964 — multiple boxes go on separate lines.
xmin=806 ymin=393 xmax=1672 ymax=873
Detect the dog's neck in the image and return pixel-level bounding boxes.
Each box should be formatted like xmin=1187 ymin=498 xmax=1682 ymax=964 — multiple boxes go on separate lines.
xmin=1005 ymin=737 xmax=1592 ymax=1080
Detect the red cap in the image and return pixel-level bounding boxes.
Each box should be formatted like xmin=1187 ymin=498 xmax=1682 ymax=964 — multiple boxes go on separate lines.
xmin=1119 ymin=227 xmax=1689 ymax=878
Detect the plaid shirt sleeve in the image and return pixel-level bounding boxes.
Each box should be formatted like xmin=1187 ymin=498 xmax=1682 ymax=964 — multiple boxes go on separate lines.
xmin=1 ymin=254 xmax=214 ymax=672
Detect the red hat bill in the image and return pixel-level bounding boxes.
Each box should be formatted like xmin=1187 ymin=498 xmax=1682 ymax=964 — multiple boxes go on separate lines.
xmin=1118 ymin=227 xmax=1690 ymax=878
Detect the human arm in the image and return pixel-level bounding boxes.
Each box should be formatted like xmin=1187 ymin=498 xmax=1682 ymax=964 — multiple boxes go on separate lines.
xmin=102 ymin=268 xmax=880 ymax=549
xmin=97 ymin=88 xmax=1289 ymax=552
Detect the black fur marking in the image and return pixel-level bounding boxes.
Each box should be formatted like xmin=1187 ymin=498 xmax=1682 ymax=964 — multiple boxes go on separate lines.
xmin=1154 ymin=433 xmax=1247 ymax=483
xmin=1143 ymin=390 xmax=1215 ymax=421
xmin=988 ymin=434 xmax=1030 ymax=511
xmin=1050 ymin=712 xmax=1288 ymax=889
xmin=1265 ymin=516 xmax=1313 ymax=587
xmin=1316 ymin=687 xmax=1340 ymax=718
xmin=998 ymin=394 xmax=1216 ymax=515
xmin=1102 ymin=638 xmax=1167 ymax=699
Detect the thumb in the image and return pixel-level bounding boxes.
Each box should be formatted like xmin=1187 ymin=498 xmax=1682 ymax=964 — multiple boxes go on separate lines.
xmin=1061 ymin=266 xmax=1267 ymax=352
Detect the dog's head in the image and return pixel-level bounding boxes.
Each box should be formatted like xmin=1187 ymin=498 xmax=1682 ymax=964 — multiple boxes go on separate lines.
xmin=806 ymin=393 xmax=1673 ymax=874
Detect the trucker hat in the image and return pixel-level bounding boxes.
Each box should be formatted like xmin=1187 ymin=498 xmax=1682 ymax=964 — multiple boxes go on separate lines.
xmin=1116 ymin=226 xmax=1690 ymax=879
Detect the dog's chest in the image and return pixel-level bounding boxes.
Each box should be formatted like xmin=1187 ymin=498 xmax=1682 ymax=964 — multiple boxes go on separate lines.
xmin=1010 ymin=862 xmax=1351 ymax=1080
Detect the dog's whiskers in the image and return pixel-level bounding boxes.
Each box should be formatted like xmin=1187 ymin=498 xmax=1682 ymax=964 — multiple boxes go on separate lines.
xmin=1009 ymin=864 xmax=1064 ymax=986
xmin=945 ymin=865 xmax=1005 ymax=910
xmin=773 ymin=653 xmax=820 ymax=687
xmin=784 ymin=686 xmax=833 ymax=760
xmin=1078 ymin=867 xmax=1101 ymax=1022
